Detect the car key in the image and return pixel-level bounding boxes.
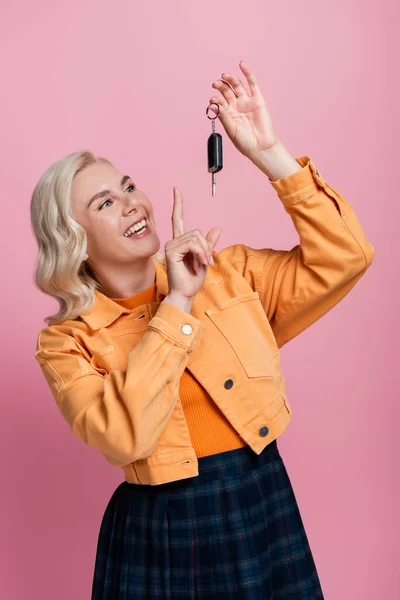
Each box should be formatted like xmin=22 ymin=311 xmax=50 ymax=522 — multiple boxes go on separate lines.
xmin=206 ymin=103 xmax=223 ymax=196
xmin=208 ymin=132 xmax=223 ymax=196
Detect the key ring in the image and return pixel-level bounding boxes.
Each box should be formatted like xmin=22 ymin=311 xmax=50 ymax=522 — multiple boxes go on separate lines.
xmin=206 ymin=103 xmax=220 ymax=120
xmin=206 ymin=103 xmax=220 ymax=134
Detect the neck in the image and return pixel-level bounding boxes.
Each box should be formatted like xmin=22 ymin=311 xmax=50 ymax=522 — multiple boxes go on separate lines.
xmin=93 ymin=256 xmax=156 ymax=299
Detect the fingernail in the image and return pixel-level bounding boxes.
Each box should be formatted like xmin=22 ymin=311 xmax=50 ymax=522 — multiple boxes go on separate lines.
xmin=209 ymin=256 xmax=214 ymax=265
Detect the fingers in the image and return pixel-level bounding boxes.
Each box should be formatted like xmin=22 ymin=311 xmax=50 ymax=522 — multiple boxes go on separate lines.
xmin=188 ymin=230 xmax=213 ymax=264
xmin=211 ymin=61 xmax=260 ymax=101
xmin=212 ymin=79 xmax=237 ymax=105
xmin=206 ymin=227 xmax=222 ymax=251
xmin=238 ymin=60 xmax=261 ymax=97
xmin=207 ymin=97 xmax=236 ymax=139
xmin=192 ymin=254 xmax=201 ymax=274
xmin=181 ymin=238 xmax=209 ymax=267
xmin=220 ymin=71 xmax=249 ymax=98
xmin=209 ymin=94 xmax=230 ymax=112
xmin=168 ymin=229 xmax=214 ymax=266
xmin=189 ymin=227 xmax=222 ymax=260
xmin=172 ymin=186 xmax=185 ymax=239
xmin=170 ymin=187 xmax=221 ymax=268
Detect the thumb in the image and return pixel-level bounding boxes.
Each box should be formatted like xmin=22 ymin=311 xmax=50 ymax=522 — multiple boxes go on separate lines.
xmin=213 ymin=103 xmax=236 ymax=140
xmin=206 ymin=227 xmax=222 ymax=252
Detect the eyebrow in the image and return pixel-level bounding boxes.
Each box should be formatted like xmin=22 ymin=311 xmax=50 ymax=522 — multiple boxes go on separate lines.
xmin=86 ymin=175 xmax=132 ymax=209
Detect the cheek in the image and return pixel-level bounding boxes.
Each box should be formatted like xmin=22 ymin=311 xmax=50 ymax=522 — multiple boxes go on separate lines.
xmin=99 ymin=211 xmax=119 ymax=229
xmin=144 ymin=204 xmax=156 ymax=225
xmin=89 ymin=217 xmax=120 ymax=244
xmin=139 ymin=194 xmax=154 ymax=216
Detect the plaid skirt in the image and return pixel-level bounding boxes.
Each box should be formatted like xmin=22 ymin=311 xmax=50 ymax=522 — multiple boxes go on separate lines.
xmin=91 ymin=439 xmax=325 ymax=599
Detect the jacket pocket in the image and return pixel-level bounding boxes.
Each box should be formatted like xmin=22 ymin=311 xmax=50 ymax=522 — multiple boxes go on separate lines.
xmin=205 ymin=291 xmax=279 ymax=378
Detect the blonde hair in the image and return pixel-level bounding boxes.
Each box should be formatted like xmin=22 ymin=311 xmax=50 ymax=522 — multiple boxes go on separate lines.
xmin=30 ymin=150 xmax=164 ymax=327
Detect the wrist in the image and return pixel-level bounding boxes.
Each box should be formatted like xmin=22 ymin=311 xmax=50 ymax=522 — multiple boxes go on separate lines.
xmin=250 ymin=140 xmax=302 ymax=181
xmin=164 ymin=293 xmax=194 ymax=314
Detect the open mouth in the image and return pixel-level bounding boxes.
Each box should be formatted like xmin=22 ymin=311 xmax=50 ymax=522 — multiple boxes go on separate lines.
xmin=124 ymin=217 xmax=149 ymax=238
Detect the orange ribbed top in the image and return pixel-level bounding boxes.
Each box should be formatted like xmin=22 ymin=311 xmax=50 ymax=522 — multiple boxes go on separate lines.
xmin=110 ymin=284 xmax=247 ymax=458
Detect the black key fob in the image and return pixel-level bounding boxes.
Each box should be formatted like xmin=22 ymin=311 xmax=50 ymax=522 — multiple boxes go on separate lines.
xmin=207 ymin=132 xmax=223 ymax=196
xmin=208 ymin=132 xmax=223 ymax=173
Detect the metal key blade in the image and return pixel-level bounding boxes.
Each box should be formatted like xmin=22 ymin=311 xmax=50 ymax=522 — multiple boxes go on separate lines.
xmin=208 ymin=132 xmax=223 ymax=197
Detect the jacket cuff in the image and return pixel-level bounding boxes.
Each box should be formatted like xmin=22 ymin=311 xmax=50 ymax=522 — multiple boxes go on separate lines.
xmin=269 ymin=156 xmax=329 ymax=206
xmin=148 ymin=300 xmax=205 ymax=352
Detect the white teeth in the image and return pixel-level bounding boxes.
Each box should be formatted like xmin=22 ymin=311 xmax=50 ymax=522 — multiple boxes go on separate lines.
xmin=124 ymin=218 xmax=147 ymax=237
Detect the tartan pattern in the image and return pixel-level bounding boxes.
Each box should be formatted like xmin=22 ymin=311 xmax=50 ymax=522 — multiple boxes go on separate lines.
xmin=91 ymin=440 xmax=324 ymax=599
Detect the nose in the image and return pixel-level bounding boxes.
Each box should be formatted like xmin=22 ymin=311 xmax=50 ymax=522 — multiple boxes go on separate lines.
xmin=121 ymin=192 xmax=141 ymax=216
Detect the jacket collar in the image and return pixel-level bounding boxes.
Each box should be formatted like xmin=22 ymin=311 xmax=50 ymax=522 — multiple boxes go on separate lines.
xmin=79 ymin=256 xmax=169 ymax=330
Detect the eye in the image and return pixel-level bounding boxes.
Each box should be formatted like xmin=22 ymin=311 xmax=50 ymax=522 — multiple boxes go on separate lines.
xmin=98 ymin=183 xmax=136 ymax=211
xmin=99 ymin=199 xmax=112 ymax=210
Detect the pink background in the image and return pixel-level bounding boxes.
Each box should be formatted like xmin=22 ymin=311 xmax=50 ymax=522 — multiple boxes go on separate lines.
xmin=1 ymin=0 xmax=397 ymax=598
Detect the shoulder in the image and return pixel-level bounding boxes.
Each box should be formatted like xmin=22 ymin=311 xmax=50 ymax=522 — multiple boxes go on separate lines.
xmin=35 ymin=321 xmax=83 ymax=355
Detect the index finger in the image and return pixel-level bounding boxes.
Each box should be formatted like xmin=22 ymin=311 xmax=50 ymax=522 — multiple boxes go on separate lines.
xmin=172 ymin=186 xmax=185 ymax=239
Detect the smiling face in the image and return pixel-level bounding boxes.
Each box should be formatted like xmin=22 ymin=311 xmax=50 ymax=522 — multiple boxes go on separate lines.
xmin=71 ymin=161 xmax=160 ymax=264
xmin=70 ymin=161 xmax=161 ymax=297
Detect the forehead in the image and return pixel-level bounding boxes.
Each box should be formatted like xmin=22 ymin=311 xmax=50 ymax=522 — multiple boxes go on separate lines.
xmin=71 ymin=162 xmax=123 ymax=201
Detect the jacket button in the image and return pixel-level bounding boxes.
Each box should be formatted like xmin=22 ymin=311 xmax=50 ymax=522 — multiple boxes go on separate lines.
xmin=181 ymin=324 xmax=193 ymax=335
xmin=259 ymin=426 xmax=269 ymax=437
xmin=224 ymin=379 xmax=234 ymax=389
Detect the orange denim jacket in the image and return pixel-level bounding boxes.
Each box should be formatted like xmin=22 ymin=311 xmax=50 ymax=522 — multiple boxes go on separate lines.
xmin=35 ymin=156 xmax=375 ymax=486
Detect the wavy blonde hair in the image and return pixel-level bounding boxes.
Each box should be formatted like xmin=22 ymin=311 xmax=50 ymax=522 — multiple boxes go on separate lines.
xmin=31 ymin=150 xmax=164 ymax=327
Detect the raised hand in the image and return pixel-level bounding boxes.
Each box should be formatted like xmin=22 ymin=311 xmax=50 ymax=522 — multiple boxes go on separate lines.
xmin=164 ymin=186 xmax=221 ymax=302
xmin=209 ymin=60 xmax=279 ymax=161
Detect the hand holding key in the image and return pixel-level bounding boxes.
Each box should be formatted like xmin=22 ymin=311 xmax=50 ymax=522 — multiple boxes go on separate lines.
xmin=164 ymin=186 xmax=222 ymax=302
xmin=208 ymin=62 xmax=279 ymax=165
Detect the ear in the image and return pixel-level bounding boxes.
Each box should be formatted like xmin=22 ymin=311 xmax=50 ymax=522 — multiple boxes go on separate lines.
xmin=84 ymin=253 xmax=89 ymax=261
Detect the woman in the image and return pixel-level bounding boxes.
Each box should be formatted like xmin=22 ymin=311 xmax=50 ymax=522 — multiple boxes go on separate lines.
xmin=32 ymin=61 xmax=374 ymax=599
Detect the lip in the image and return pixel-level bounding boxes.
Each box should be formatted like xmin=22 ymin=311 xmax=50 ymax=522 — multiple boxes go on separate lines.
xmin=126 ymin=226 xmax=151 ymax=241
xmin=123 ymin=215 xmax=148 ymax=235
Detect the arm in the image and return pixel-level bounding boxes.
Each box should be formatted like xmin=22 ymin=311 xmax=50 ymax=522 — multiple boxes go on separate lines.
xmin=263 ymin=156 xmax=375 ymax=347
xmin=217 ymin=156 xmax=375 ymax=349
xmin=208 ymin=62 xmax=374 ymax=347
xmin=35 ymin=298 xmax=204 ymax=467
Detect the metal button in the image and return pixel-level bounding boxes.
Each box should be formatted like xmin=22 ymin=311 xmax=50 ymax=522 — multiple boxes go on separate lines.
xmin=259 ymin=426 xmax=269 ymax=437
xmin=181 ymin=324 xmax=193 ymax=335
xmin=224 ymin=379 xmax=234 ymax=389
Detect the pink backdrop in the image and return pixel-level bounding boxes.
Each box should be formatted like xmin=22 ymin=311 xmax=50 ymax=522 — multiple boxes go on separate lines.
xmin=1 ymin=0 xmax=397 ymax=598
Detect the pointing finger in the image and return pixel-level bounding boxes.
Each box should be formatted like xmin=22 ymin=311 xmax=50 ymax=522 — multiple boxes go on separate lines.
xmin=172 ymin=186 xmax=185 ymax=239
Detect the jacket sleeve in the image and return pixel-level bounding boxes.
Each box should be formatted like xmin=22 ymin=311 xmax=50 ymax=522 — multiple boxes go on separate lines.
xmin=35 ymin=301 xmax=205 ymax=467
xmin=216 ymin=156 xmax=375 ymax=349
